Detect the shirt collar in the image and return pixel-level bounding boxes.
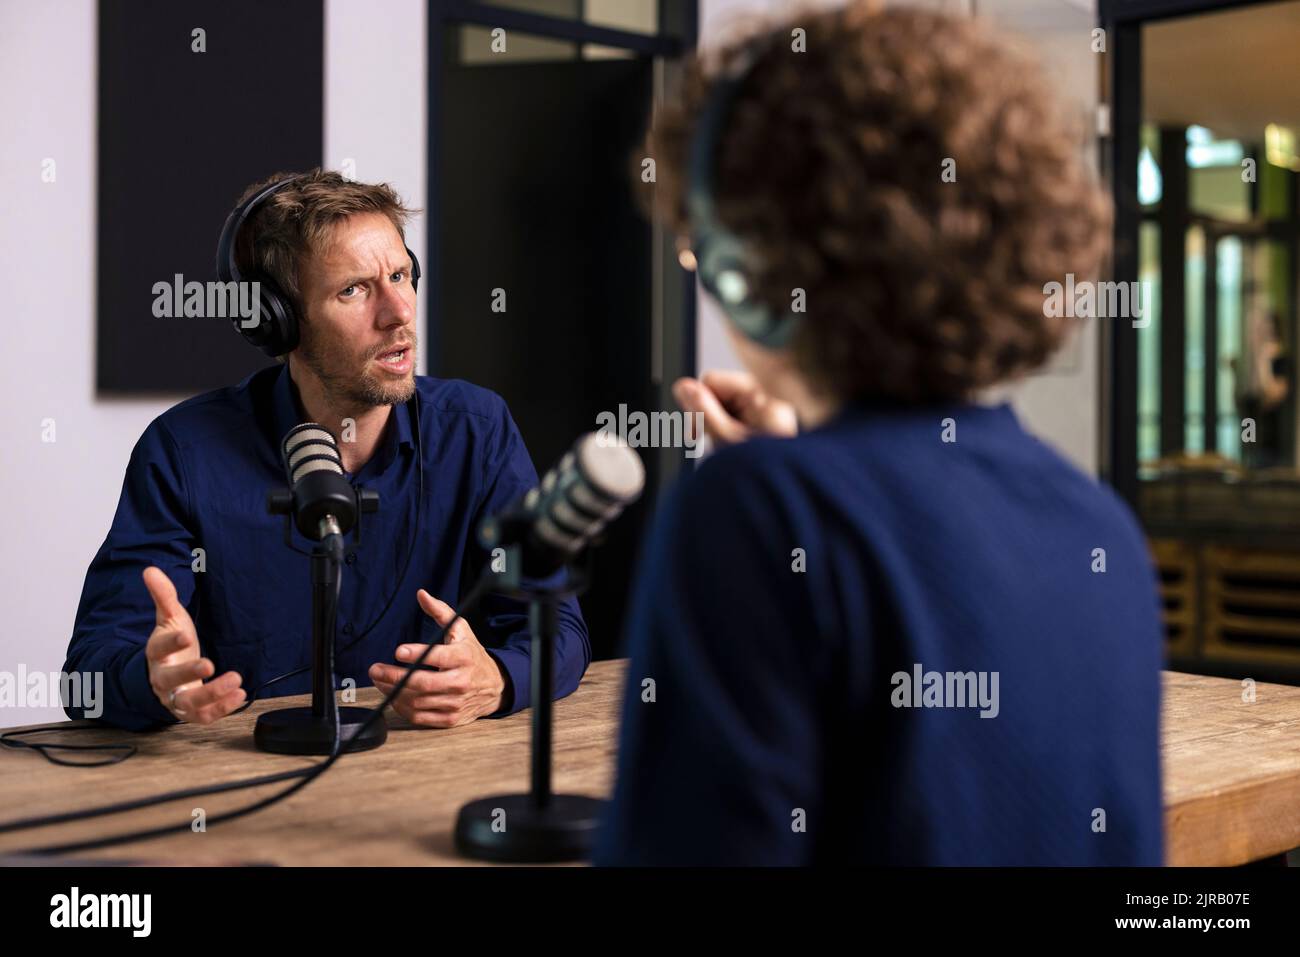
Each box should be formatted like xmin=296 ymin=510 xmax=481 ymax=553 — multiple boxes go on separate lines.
xmin=270 ymin=362 xmax=415 ymax=457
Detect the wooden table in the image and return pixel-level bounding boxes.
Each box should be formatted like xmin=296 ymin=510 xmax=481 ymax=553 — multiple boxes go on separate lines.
xmin=1 ymin=663 xmax=1298 ymax=865
xmin=1162 ymin=671 xmax=1300 ymax=866
xmin=0 ymin=660 xmax=629 ymax=865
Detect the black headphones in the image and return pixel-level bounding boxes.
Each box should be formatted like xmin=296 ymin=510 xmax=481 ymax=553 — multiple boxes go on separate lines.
xmin=215 ymin=174 xmax=422 ymax=358
xmin=685 ymin=42 xmax=797 ymax=349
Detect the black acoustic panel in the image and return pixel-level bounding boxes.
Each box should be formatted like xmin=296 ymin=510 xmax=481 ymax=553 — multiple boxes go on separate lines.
xmin=97 ymin=0 xmax=323 ymax=394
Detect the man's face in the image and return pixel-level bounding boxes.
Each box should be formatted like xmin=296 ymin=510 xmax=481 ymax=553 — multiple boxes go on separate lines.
xmin=293 ymin=211 xmax=418 ymax=408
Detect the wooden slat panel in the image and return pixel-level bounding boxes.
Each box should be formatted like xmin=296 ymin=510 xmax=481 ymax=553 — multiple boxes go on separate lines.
xmin=1203 ymin=545 xmax=1300 ymax=666
xmin=1151 ymin=538 xmax=1197 ymax=658
xmin=1218 ymin=586 xmax=1300 ymax=610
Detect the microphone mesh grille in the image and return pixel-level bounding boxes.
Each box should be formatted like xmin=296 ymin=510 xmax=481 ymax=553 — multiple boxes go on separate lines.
xmin=283 ymin=424 xmax=343 ymax=484
xmin=293 ymin=458 xmax=343 ymax=479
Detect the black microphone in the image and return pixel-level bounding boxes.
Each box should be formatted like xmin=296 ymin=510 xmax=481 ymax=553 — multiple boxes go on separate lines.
xmin=479 ymin=433 xmax=646 ymax=576
xmin=279 ymin=423 xmax=358 ymax=540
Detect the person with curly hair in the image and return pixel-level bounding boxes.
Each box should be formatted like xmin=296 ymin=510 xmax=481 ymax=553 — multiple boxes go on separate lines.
xmin=595 ymin=2 xmax=1163 ymax=865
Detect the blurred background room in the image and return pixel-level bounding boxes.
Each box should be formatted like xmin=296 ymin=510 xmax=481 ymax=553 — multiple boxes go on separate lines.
xmin=3 ymin=0 xmax=1298 ymax=728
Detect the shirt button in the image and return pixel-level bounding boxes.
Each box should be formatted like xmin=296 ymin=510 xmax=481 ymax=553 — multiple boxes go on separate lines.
xmin=345 ymin=552 xmax=357 ymax=565
xmin=343 ymin=622 xmax=354 ymax=635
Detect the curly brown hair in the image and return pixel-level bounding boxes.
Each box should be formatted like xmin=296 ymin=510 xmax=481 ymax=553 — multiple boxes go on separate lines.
xmin=635 ymin=0 xmax=1112 ymax=404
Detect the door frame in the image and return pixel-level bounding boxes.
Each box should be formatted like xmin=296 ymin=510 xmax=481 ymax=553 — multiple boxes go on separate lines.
xmin=1098 ymin=0 xmax=1291 ymax=505
xmin=426 ymin=0 xmax=696 ymax=383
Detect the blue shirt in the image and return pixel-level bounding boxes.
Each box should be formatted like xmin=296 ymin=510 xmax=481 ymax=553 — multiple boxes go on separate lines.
xmin=64 ymin=364 xmax=590 ymax=731
xmin=595 ymin=401 xmax=1164 ymax=865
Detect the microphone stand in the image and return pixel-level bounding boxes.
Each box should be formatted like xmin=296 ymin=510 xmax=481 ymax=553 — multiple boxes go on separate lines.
xmin=454 ymin=545 xmax=603 ymax=862
xmin=254 ymin=488 xmax=387 ymax=755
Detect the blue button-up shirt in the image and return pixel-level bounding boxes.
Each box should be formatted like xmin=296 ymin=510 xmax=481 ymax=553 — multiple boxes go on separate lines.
xmin=64 ymin=364 xmax=590 ymax=731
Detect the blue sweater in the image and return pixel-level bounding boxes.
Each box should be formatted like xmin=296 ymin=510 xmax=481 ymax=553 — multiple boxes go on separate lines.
xmin=594 ymin=401 xmax=1163 ymax=865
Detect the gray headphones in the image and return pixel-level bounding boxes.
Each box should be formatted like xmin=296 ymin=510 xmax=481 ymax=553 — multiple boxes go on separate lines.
xmin=684 ymin=43 xmax=797 ymax=349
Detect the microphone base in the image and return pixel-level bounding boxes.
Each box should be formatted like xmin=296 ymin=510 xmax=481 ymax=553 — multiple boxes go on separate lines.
xmin=454 ymin=793 xmax=606 ymax=863
xmin=253 ymin=706 xmax=387 ymax=755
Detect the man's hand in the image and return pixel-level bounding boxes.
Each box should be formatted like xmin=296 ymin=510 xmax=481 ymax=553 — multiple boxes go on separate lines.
xmin=673 ymin=370 xmax=798 ymax=447
xmin=142 ymin=566 xmax=245 ymax=724
xmin=368 ymin=589 xmax=507 ymax=729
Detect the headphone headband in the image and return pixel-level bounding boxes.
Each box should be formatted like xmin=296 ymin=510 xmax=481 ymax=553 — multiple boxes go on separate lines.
xmin=685 ymin=50 xmax=758 ymax=239
xmin=685 ymin=41 xmax=797 ymax=349
xmin=215 ymin=175 xmax=307 ymax=287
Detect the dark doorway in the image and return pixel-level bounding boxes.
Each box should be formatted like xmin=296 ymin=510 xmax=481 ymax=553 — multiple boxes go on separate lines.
xmin=429 ymin=4 xmax=694 ymax=659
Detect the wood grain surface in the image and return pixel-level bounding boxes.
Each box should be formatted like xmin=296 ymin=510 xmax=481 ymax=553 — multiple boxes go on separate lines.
xmin=0 ymin=660 xmax=629 ymax=865
xmin=3 ymin=663 xmax=1298 ymax=866
xmin=1161 ymin=670 xmax=1300 ymax=866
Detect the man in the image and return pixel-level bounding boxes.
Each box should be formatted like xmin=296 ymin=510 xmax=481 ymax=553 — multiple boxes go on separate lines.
xmin=64 ymin=170 xmax=589 ymax=731
xmin=595 ymin=3 xmax=1163 ymax=864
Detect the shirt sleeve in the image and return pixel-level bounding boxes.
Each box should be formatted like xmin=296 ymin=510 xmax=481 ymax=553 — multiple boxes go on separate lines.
xmin=464 ymin=400 xmax=591 ymax=717
xmin=593 ymin=447 xmax=827 ymax=865
xmin=63 ymin=419 xmax=196 ymax=731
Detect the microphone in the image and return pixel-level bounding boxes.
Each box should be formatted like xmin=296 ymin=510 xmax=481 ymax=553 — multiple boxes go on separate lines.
xmin=279 ymin=423 xmax=358 ymax=540
xmin=479 ymin=433 xmax=646 ymax=576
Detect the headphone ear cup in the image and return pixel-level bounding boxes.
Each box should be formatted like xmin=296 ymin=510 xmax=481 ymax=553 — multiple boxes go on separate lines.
xmin=265 ymin=289 xmax=299 ymax=355
xmin=405 ymin=246 xmax=422 ymax=293
xmin=696 ymin=234 xmax=794 ymax=348
xmin=695 ymin=233 xmax=744 ymax=302
xmin=731 ymin=298 xmax=796 ymax=349
xmin=234 ymin=278 xmax=298 ymax=357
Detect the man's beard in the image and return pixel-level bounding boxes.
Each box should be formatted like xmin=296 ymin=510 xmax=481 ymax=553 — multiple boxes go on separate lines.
xmin=297 ymin=325 xmax=418 ymax=410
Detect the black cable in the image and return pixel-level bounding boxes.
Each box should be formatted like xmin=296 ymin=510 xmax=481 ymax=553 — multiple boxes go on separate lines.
xmin=0 ymin=727 xmax=136 ymax=767
xmin=7 ymin=569 xmax=493 ymax=856
xmin=337 ymin=390 xmax=425 ymax=658
xmin=0 ymin=768 xmax=309 ymax=834
xmin=325 ymin=531 xmax=343 ymax=761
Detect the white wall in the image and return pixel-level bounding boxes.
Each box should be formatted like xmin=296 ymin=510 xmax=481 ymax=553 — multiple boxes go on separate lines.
xmin=695 ymin=0 xmax=1103 ymax=475
xmin=0 ymin=0 xmax=427 ymax=726
xmin=0 ymin=0 xmax=173 ymax=727
xmin=325 ymin=0 xmax=428 ymax=375
xmin=982 ymin=0 xmax=1101 ymax=476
